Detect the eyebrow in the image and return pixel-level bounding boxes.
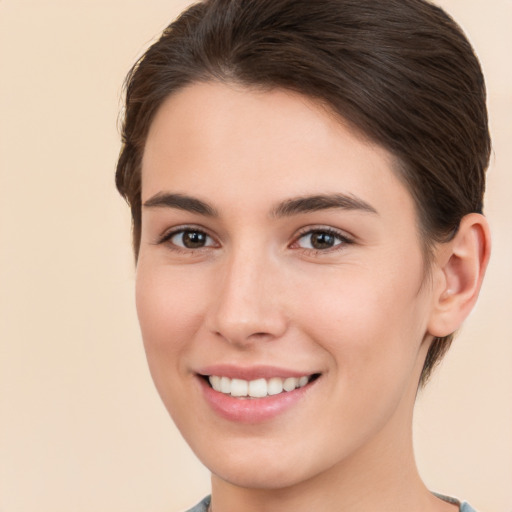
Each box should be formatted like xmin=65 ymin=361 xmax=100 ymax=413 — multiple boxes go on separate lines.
xmin=142 ymin=192 xmax=378 ymax=218
xmin=271 ymin=193 xmax=378 ymax=217
xmin=143 ymin=193 xmax=218 ymax=217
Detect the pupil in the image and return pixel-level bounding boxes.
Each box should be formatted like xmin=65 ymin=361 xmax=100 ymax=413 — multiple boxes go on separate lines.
xmin=311 ymin=232 xmax=335 ymax=249
xmin=183 ymin=231 xmax=206 ymax=248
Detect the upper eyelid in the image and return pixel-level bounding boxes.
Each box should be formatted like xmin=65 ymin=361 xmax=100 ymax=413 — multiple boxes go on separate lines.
xmin=288 ymin=227 xmax=355 ymax=255
xmin=292 ymin=225 xmax=354 ymax=241
xmin=153 ymin=223 xmax=354 ymax=247
xmin=156 ymin=225 xmax=217 ymax=245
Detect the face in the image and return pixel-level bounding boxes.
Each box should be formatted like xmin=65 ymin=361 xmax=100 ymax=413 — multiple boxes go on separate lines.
xmin=136 ymin=82 xmax=436 ymax=490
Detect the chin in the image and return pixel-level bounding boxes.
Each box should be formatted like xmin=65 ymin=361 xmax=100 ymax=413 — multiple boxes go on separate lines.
xmin=210 ymin=461 xmax=311 ymax=491
xmin=197 ymin=436 xmax=337 ymax=492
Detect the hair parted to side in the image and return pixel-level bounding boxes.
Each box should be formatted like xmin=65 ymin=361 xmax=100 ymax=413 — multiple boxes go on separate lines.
xmin=116 ymin=0 xmax=490 ymax=386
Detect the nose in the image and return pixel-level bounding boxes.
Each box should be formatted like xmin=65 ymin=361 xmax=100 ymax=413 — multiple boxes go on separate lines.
xmin=206 ymin=248 xmax=288 ymax=347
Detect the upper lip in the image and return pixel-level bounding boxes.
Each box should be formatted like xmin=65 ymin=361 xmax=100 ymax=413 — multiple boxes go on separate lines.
xmin=196 ymin=364 xmax=319 ymax=381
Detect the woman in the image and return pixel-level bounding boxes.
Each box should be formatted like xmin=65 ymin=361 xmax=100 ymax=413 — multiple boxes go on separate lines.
xmin=116 ymin=0 xmax=491 ymax=510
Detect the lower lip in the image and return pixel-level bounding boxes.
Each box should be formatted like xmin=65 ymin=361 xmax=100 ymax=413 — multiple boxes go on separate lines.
xmin=199 ymin=377 xmax=317 ymax=423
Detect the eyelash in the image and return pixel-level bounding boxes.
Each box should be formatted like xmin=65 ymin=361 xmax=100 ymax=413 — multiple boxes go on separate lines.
xmin=290 ymin=227 xmax=353 ymax=254
xmin=156 ymin=226 xmax=217 ymax=253
xmin=156 ymin=226 xmax=353 ymax=255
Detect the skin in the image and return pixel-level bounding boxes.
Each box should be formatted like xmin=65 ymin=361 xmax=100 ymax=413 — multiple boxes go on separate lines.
xmin=136 ymin=82 xmax=489 ymax=512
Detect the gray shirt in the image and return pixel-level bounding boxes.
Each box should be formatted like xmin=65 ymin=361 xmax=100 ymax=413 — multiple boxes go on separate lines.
xmin=185 ymin=494 xmax=478 ymax=511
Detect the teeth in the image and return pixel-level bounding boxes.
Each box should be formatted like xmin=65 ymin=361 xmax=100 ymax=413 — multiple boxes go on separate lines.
xmin=248 ymin=378 xmax=267 ymax=398
xmin=220 ymin=376 xmax=231 ymax=394
xmin=207 ymin=375 xmax=312 ymax=398
xmin=210 ymin=375 xmax=221 ymax=391
xmin=230 ymin=378 xmax=248 ymax=397
xmin=283 ymin=377 xmax=298 ymax=392
xmin=267 ymin=377 xmax=283 ymax=396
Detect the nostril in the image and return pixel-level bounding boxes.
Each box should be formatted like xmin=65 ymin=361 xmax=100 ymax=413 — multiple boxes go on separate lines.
xmin=251 ymin=332 xmax=272 ymax=339
xmin=213 ymin=329 xmax=278 ymax=345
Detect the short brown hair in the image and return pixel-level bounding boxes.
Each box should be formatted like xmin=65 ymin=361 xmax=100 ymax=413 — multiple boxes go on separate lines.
xmin=116 ymin=0 xmax=490 ymax=385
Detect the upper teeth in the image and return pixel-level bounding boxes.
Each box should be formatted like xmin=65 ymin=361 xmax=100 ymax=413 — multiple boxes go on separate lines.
xmin=208 ymin=375 xmax=310 ymax=398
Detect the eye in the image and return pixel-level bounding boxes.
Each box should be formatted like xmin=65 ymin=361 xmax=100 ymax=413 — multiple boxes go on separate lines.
xmin=294 ymin=228 xmax=350 ymax=251
xmin=164 ymin=228 xmax=217 ymax=250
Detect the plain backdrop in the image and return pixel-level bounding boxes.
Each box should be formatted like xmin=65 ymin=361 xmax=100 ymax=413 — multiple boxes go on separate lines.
xmin=0 ymin=1 xmax=511 ymax=511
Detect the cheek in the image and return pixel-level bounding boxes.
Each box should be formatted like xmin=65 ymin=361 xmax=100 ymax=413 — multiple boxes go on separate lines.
xmin=135 ymin=264 xmax=204 ymax=377
xmin=134 ymin=263 xmax=216 ymax=431
xmin=292 ymin=270 xmax=430 ymax=442
xmin=294 ymin=263 xmax=429 ymax=379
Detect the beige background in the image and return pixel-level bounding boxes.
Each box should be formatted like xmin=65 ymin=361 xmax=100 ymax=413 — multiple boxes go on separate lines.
xmin=0 ymin=1 xmax=510 ymax=511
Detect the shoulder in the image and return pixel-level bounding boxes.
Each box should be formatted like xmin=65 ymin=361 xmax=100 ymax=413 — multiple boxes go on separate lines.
xmin=460 ymin=502 xmax=479 ymax=512
xmin=183 ymin=496 xmax=211 ymax=512
xmin=433 ymin=493 xmax=479 ymax=512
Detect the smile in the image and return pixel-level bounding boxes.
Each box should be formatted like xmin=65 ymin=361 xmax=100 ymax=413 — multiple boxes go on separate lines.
xmin=198 ymin=368 xmax=321 ymax=422
xmin=207 ymin=374 xmax=318 ymax=398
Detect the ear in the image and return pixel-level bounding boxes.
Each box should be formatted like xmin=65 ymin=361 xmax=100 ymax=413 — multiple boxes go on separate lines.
xmin=427 ymin=213 xmax=491 ymax=338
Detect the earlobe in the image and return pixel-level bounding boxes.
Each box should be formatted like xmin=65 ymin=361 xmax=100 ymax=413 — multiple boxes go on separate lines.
xmin=428 ymin=213 xmax=491 ymax=338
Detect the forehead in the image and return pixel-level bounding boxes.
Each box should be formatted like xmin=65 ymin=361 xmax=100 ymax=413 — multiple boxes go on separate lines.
xmin=141 ymin=82 xmax=415 ymax=220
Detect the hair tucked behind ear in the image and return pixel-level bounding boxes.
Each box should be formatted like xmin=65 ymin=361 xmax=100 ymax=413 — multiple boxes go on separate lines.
xmin=116 ymin=0 xmax=490 ymax=386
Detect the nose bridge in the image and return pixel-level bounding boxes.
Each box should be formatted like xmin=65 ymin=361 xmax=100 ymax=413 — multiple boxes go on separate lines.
xmin=208 ymin=241 xmax=287 ymax=344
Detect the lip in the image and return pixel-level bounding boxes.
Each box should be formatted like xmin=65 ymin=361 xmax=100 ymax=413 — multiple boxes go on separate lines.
xmin=196 ymin=364 xmax=313 ymax=381
xmin=196 ymin=365 xmax=320 ymax=423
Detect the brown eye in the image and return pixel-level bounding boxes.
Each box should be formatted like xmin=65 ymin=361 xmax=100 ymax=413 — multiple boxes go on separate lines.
xmin=296 ymin=229 xmax=348 ymax=251
xmin=310 ymin=232 xmax=336 ymax=249
xmin=169 ymin=229 xmax=215 ymax=249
